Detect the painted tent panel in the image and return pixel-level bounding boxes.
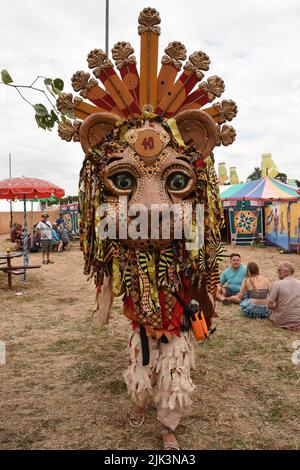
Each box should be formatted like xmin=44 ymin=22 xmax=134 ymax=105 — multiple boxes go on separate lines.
xmin=265 ymin=203 xmax=289 ymax=250
xmin=229 ymin=207 xmax=263 ymax=244
xmin=234 ymin=210 xmax=257 ymax=234
xmin=289 ymin=203 xmax=300 ymax=250
xmin=59 ymin=204 xmax=79 ymax=234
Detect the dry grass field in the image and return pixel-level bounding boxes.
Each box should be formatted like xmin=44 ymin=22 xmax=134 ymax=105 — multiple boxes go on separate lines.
xmin=0 ymin=234 xmax=299 ymax=450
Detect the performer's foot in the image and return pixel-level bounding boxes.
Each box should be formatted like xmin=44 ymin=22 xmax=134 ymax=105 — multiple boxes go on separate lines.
xmin=160 ymin=425 xmax=180 ymax=450
xmin=129 ymin=404 xmax=147 ymax=428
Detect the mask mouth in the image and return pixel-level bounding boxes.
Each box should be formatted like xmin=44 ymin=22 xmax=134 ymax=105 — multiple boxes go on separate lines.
xmin=97 ymin=187 xmax=203 ymax=250
xmin=116 ymin=212 xmax=183 ymax=250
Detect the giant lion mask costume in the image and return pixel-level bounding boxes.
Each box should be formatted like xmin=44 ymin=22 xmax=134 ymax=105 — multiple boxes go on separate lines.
xmin=56 ymin=7 xmax=237 ymax=447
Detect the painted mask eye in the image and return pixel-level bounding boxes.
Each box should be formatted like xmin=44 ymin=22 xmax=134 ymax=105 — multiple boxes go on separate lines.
xmin=110 ymin=172 xmax=136 ymax=190
xmin=166 ymin=172 xmax=190 ymax=191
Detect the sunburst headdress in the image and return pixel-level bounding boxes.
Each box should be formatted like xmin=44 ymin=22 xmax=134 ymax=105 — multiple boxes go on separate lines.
xmin=56 ymin=7 xmax=237 ymax=153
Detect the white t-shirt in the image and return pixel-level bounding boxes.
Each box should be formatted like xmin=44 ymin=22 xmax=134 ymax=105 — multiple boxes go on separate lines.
xmin=36 ymin=220 xmax=53 ymax=240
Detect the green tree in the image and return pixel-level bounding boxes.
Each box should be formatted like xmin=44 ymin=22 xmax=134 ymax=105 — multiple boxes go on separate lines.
xmin=275 ymin=172 xmax=287 ymax=184
xmin=1 ymin=71 xmax=68 ymax=131
xmin=246 ymin=167 xmax=261 ymax=181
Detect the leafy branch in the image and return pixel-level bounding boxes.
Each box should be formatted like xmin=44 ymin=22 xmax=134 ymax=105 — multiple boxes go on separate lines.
xmin=1 ymin=69 xmax=66 ymax=131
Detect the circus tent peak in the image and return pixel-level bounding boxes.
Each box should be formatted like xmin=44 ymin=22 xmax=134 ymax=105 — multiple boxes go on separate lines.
xmin=220 ymin=176 xmax=300 ymax=201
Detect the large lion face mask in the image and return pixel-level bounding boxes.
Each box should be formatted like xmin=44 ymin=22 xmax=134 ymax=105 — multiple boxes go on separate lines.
xmin=56 ymin=8 xmax=237 ymax=337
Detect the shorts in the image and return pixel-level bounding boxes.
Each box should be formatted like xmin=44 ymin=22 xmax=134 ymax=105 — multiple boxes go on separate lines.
xmin=240 ymin=298 xmax=270 ymax=318
xmin=224 ymin=287 xmax=238 ymax=297
xmin=41 ymin=239 xmax=51 ymax=253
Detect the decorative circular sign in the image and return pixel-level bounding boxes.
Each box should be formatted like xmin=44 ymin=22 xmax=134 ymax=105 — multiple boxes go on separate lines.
xmin=133 ymin=129 xmax=164 ymax=158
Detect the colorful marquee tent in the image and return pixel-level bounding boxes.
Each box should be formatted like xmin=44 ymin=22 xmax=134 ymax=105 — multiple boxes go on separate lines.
xmin=221 ymin=176 xmax=300 ymax=202
xmin=219 ymin=182 xmax=246 ymax=199
xmin=220 ymin=176 xmax=300 ymax=249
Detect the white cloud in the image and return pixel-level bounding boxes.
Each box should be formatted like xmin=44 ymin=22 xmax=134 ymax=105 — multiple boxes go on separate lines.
xmin=1 ymin=0 xmax=299 ymax=203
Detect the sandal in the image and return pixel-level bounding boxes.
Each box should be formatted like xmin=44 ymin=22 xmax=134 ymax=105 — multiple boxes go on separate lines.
xmin=222 ymin=298 xmax=231 ymax=306
xmin=129 ymin=409 xmax=145 ymax=428
xmin=129 ymin=402 xmax=149 ymax=428
xmin=161 ymin=427 xmax=180 ymax=450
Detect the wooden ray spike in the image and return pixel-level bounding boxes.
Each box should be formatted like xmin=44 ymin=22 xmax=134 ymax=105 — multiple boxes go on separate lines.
xmin=176 ymin=76 xmax=225 ymax=113
xmin=71 ymin=71 xmax=124 ymax=118
xmin=112 ymin=42 xmax=140 ymax=104
xmin=56 ymin=93 xmax=103 ymax=121
xmin=157 ymin=42 xmax=186 ymax=104
xmin=156 ymin=51 xmax=210 ymax=117
xmin=138 ymin=7 xmax=161 ymax=109
xmin=203 ymin=99 xmax=238 ymax=124
xmin=87 ymin=49 xmax=141 ymax=119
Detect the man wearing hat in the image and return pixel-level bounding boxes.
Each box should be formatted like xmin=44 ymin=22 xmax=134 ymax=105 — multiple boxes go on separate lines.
xmin=36 ymin=213 xmax=54 ymax=265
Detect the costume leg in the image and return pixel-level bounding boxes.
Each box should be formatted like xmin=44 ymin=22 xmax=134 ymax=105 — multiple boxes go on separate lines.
xmin=154 ymin=331 xmax=195 ymax=431
xmin=123 ymin=328 xmax=159 ymax=408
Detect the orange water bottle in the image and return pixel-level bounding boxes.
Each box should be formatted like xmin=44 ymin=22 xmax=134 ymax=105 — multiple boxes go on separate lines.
xmin=188 ymin=300 xmax=208 ymax=341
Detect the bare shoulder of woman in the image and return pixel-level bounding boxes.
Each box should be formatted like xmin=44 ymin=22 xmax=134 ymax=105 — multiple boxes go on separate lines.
xmin=262 ymin=275 xmax=271 ymax=286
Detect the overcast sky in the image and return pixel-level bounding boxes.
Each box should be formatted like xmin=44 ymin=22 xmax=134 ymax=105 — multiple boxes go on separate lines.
xmin=1 ymin=0 xmax=300 ymax=207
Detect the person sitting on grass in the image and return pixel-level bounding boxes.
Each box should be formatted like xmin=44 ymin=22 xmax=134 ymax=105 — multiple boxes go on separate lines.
xmin=30 ymin=224 xmax=41 ymax=253
xmin=10 ymin=223 xmax=23 ymax=250
xmin=51 ymin=224 xmax=63 ymax=252
xmin=10 ymin=223 xmax=22 ymax=243
xmin=268 ymin=262 xmax=300 ymax=331
xmin=216 ymin=253 xmax=246 ymax=305
xmin=59 ymin=224 xmax=70 ymax=250
xmin=228 ymin=262 xmax=271 ymax=318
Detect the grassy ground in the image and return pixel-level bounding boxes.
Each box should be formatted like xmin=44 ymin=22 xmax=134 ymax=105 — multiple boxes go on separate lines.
xmin=0 ymin=235 xmax=299 ymax=450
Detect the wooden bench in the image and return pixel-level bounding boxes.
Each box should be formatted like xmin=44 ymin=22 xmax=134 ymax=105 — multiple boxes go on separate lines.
xmin=0 ymin=265 xmax=41 ymax=289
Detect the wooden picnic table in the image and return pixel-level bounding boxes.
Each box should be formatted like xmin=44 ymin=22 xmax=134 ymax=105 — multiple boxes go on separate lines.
xmin=0 ymin=252 xmax=41 ymax=289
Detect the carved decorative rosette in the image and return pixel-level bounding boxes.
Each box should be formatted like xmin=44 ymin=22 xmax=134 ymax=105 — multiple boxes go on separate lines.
xmin=87 ymin=49 xmax=113 ymax=77
xmin=184 ymin=51 xmax=210 ymax=79
xmin=87 ymin=49 xmax=107 ymax=68
xmin=161 ymin=41 xmax=187 ymax=70
xmin=58 ymin=120 xmax=81 ymax=142
xmin=71 ymin=71 xmax=98 ymax=98
xmin=198 ymin=75 xmax=225 ymax=102
xmin=142 ymin=103 xmax=155 ymax=114
xmin=212 ymin=100 xmax=238 ymax=124
xmin=138 ymin=7 xmax=161 ymax=35
xmin=216 ymin=124 xmax=236 ymax=146
xmin=56 ymin=93 xmax=83 ymax=114
xmin=112 ymin=42 xmax=136 ymax=69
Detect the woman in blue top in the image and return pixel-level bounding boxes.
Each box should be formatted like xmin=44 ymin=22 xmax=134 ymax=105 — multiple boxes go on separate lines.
xmin=51 ymin=224 xmax=63 ymax=252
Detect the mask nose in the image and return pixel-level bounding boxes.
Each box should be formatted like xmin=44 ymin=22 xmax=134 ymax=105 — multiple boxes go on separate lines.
xmin=129 ymin=178 xmax=172 ymax=209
